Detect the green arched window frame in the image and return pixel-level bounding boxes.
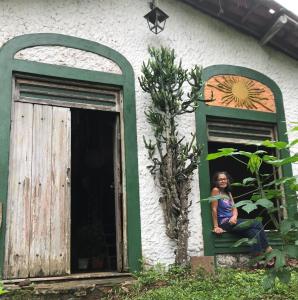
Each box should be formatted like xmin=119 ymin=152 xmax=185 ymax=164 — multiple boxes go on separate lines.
xmin=0 ymin=33 xmax=141 ymax=272
xmin=196 ymin=65 xmax=295 ymax=256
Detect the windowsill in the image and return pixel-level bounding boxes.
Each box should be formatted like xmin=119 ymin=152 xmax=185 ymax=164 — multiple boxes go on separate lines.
xmin=213 ymin=231 xmax=284 ymax=254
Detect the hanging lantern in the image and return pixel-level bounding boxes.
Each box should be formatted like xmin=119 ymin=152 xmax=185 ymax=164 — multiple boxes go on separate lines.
xmin=144 ymin=4 xmax=169 ymax=34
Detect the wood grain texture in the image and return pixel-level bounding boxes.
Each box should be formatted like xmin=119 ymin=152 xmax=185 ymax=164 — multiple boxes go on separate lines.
xmin=114 ymin=116 xmax=123 ymax=272
xmin=4 ymin=102 xmax=33 ymax=278
xmin=50 ymin=107 xmax=71 ymax=275
xmin=29 ymin=105 xmax=53 ymax=277
xmin=5 ymin=103 xmax=71 ymax=278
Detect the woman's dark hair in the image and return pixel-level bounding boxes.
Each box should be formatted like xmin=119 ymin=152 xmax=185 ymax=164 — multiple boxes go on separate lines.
xmin=212 ymin=171 xmax=232 ymax=192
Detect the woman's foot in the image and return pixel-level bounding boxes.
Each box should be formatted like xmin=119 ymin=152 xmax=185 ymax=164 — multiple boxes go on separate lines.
xmin=264 ymin=246 xmax=274 ymax=268
xmin=266 ymin=258 xmax=275 ymax=268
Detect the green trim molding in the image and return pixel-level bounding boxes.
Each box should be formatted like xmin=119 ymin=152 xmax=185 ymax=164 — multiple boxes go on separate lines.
xmin=196 ymin=65 xmax=294 ymax=256
xmin=0 ymin=33 xmax=141 ymax=274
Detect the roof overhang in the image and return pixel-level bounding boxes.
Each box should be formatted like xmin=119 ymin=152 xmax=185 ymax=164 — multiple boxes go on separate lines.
xmin=180 ymin=0 xmax=298 ymax=60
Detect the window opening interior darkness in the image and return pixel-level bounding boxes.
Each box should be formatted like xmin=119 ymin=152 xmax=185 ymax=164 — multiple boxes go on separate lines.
xmin=71 ymin=108 xmax=118 ymax=273
xmin=208 ymin=142 xmax=280 ymax=229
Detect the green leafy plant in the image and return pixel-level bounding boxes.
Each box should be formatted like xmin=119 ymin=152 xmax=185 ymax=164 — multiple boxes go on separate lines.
xmin=206 ymin=124 xmax=298 ymax=288
xmin=105 ymin=266 xmax=298 ymax=300
xmin=139 ymin=47 xmax=210 ymax=265
xmin=0 ymin=281 xmax=8 ymax=296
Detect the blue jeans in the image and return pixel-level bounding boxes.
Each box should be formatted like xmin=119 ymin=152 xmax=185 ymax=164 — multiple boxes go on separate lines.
xmin=219 ymin=219 xmax=269 ymax=255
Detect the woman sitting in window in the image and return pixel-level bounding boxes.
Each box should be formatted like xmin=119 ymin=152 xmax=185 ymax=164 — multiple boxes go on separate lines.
xmin=211 ymin=171 xmax=273 ymax=261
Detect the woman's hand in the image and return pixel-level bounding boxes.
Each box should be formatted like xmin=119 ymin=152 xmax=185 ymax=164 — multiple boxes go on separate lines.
xmin=229 ymin=216 xmax=237 ymax=225
xmin=213 ymin=226 xmax=224 ymax=234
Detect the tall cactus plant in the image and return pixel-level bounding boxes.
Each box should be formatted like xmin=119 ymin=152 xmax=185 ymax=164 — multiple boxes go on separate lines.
xmin=139 ymin=47 xmax=207 ymax=265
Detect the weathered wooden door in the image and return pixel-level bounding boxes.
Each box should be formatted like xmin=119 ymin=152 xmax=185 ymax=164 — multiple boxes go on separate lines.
xmin=4 ymin=102 xmax=71 ymax=279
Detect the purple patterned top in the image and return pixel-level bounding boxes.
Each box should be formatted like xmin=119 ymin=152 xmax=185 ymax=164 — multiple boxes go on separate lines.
xmin=217 ymin=194 xmax=233 ymax=225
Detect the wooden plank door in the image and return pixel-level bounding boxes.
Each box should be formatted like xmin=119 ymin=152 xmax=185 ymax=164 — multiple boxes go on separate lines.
xmin=4 ymin=103 xmax=71 ymax=279
xmin=4 ymin=102 xmax=33 ymax=278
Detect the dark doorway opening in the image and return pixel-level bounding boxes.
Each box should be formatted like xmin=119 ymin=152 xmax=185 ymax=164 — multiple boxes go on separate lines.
xmin=71 ymin=108 xmax=119 ymax=273
xmin=208 ymin=141 xmax=280 ymax=229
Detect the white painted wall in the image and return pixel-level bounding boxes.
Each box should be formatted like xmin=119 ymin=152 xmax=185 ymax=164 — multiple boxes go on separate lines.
xmin=0 ymin=0 xmax=297 ymax=265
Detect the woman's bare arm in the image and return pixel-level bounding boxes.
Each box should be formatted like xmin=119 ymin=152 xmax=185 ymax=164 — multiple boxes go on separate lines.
xmin=211 ymin=187 xmax=224 ymax=234
xmin=229 ymin=192 xmax=238 ymax=224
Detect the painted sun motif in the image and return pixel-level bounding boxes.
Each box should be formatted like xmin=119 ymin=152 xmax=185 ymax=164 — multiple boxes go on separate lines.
xmin=206 ymin=75 xmax=275 ymax=112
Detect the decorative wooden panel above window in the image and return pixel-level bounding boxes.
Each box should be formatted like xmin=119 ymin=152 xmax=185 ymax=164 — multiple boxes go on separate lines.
xmin=204 ymin=75 xmax=276 ymax=113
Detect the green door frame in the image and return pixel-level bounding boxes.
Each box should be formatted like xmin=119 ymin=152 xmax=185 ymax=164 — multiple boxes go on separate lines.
xmin=0 ymin=33 xmax=141 ymax=274
xmin=196 ymin=65 xmax=294 ymax=256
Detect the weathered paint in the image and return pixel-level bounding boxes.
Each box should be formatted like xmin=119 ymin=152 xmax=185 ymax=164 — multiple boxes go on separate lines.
xmin=50 ymin=107 xmax=71 ymax=275
xmin=4 ymin=102 xmax=33 ymax=278
xmin=5 ymin=104 xmax=71 ymax=278
xmin=0 ymin=33 xmax=141 ymax=276
xmin=29 ymin=104 xmax=52 ymax=277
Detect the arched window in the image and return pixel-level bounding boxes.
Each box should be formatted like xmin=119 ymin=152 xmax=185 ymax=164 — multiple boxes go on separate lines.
xmin=196 ymin=65 xmax=294 ymax=255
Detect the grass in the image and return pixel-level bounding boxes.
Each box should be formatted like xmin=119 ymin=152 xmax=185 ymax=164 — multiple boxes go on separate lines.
xmin=105 ymin=265 xmax=298 ymax=300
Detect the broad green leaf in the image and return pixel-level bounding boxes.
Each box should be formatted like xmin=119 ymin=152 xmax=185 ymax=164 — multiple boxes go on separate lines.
xmin=247 ymin=237 xmax=257 ymax=245
xmin=290 ymin=182 xmax=298 ymax=191
xmin=206 ymin=152 xmax=225 ymax=160
xmin=253 ymin=150 xmax=268 ymax=155
xmin=263 ymin=273 xmax=275 ymax=290
xmin=255 ymin=198 xmax=273 ymax=209
xmin=267 ymin=207 xmax=279 ymax=214
xmin=265 ymin=249 xmax=278 ymax=262
xmin=251 ymin=194 xmax=262 ymax=201
xmin=233 ymin=200 xmax=252 ymax=208
xmin=231 ymin=179 xmax=255 ymax=187
xmin=260 ymin=173 xmax=271 ymax=177
xmin=265 ymin=154 xmax=298 ymax=166
xmin=247 ymin=154 xmax=262 ymax=174
xmin=232 ymin=237 xmax=249 ymax=247
xmin=286 ymin=245 xmax=298 ymax=258
xmin=261 ymin=140 xmax=288 ymax=149
xmin=264 ymin=189 xmax=281 ymax=199
xmin=243 ymin=177 xmax=257 ymax=185
xmin=234 ymin=219 xmax=255 ymax=229
xmin=0 ymin=290 xmax=7 ymax=295
xmin=236 ymin=151 xmax=252 ymax=158
xmin=231 ymin=182 xmax=244 ymax=187
xmin=289 ymin=138 xmax=298 ymax=147
xmin=242 ymin=202 xmax=258 ymax=214
xmin=263 ymin=154 xmax=278 ymax=162
xmin=280 ymin=219 xmax=293 ymax=235
xmin=276 ymin=269 xmax=291 ymax=284
xmin=201 ymin=194 xmax=230 ymax=202
xmin=289 ymin=125 xmax=298 ymax=131
xmin=275 ymin=250 xmax=286 ymax=269
xmin=265 ymin=176 xmax=296 ymax=187
xmin=206 ymin=148 xmax=237 ymax=160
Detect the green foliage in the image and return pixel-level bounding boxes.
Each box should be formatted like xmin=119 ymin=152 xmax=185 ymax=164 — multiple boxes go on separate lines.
xmin=206 ymin=124 xmax=298 ymax=287
xmin=105 ymin=266 xmax=298 ymax=300
xmin=0 ymin=282 xmax=7 ymax=296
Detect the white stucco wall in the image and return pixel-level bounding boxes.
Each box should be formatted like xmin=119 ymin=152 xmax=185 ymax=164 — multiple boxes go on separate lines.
xmin=0 ymin=0 xmax=297 ymax=265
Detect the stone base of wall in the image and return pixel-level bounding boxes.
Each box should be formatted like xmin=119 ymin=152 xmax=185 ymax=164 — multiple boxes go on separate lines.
xmin=215 ymin=254 xmax=250 ymax=268
xmin=190 ymin=256 xmax=215 ymax=274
